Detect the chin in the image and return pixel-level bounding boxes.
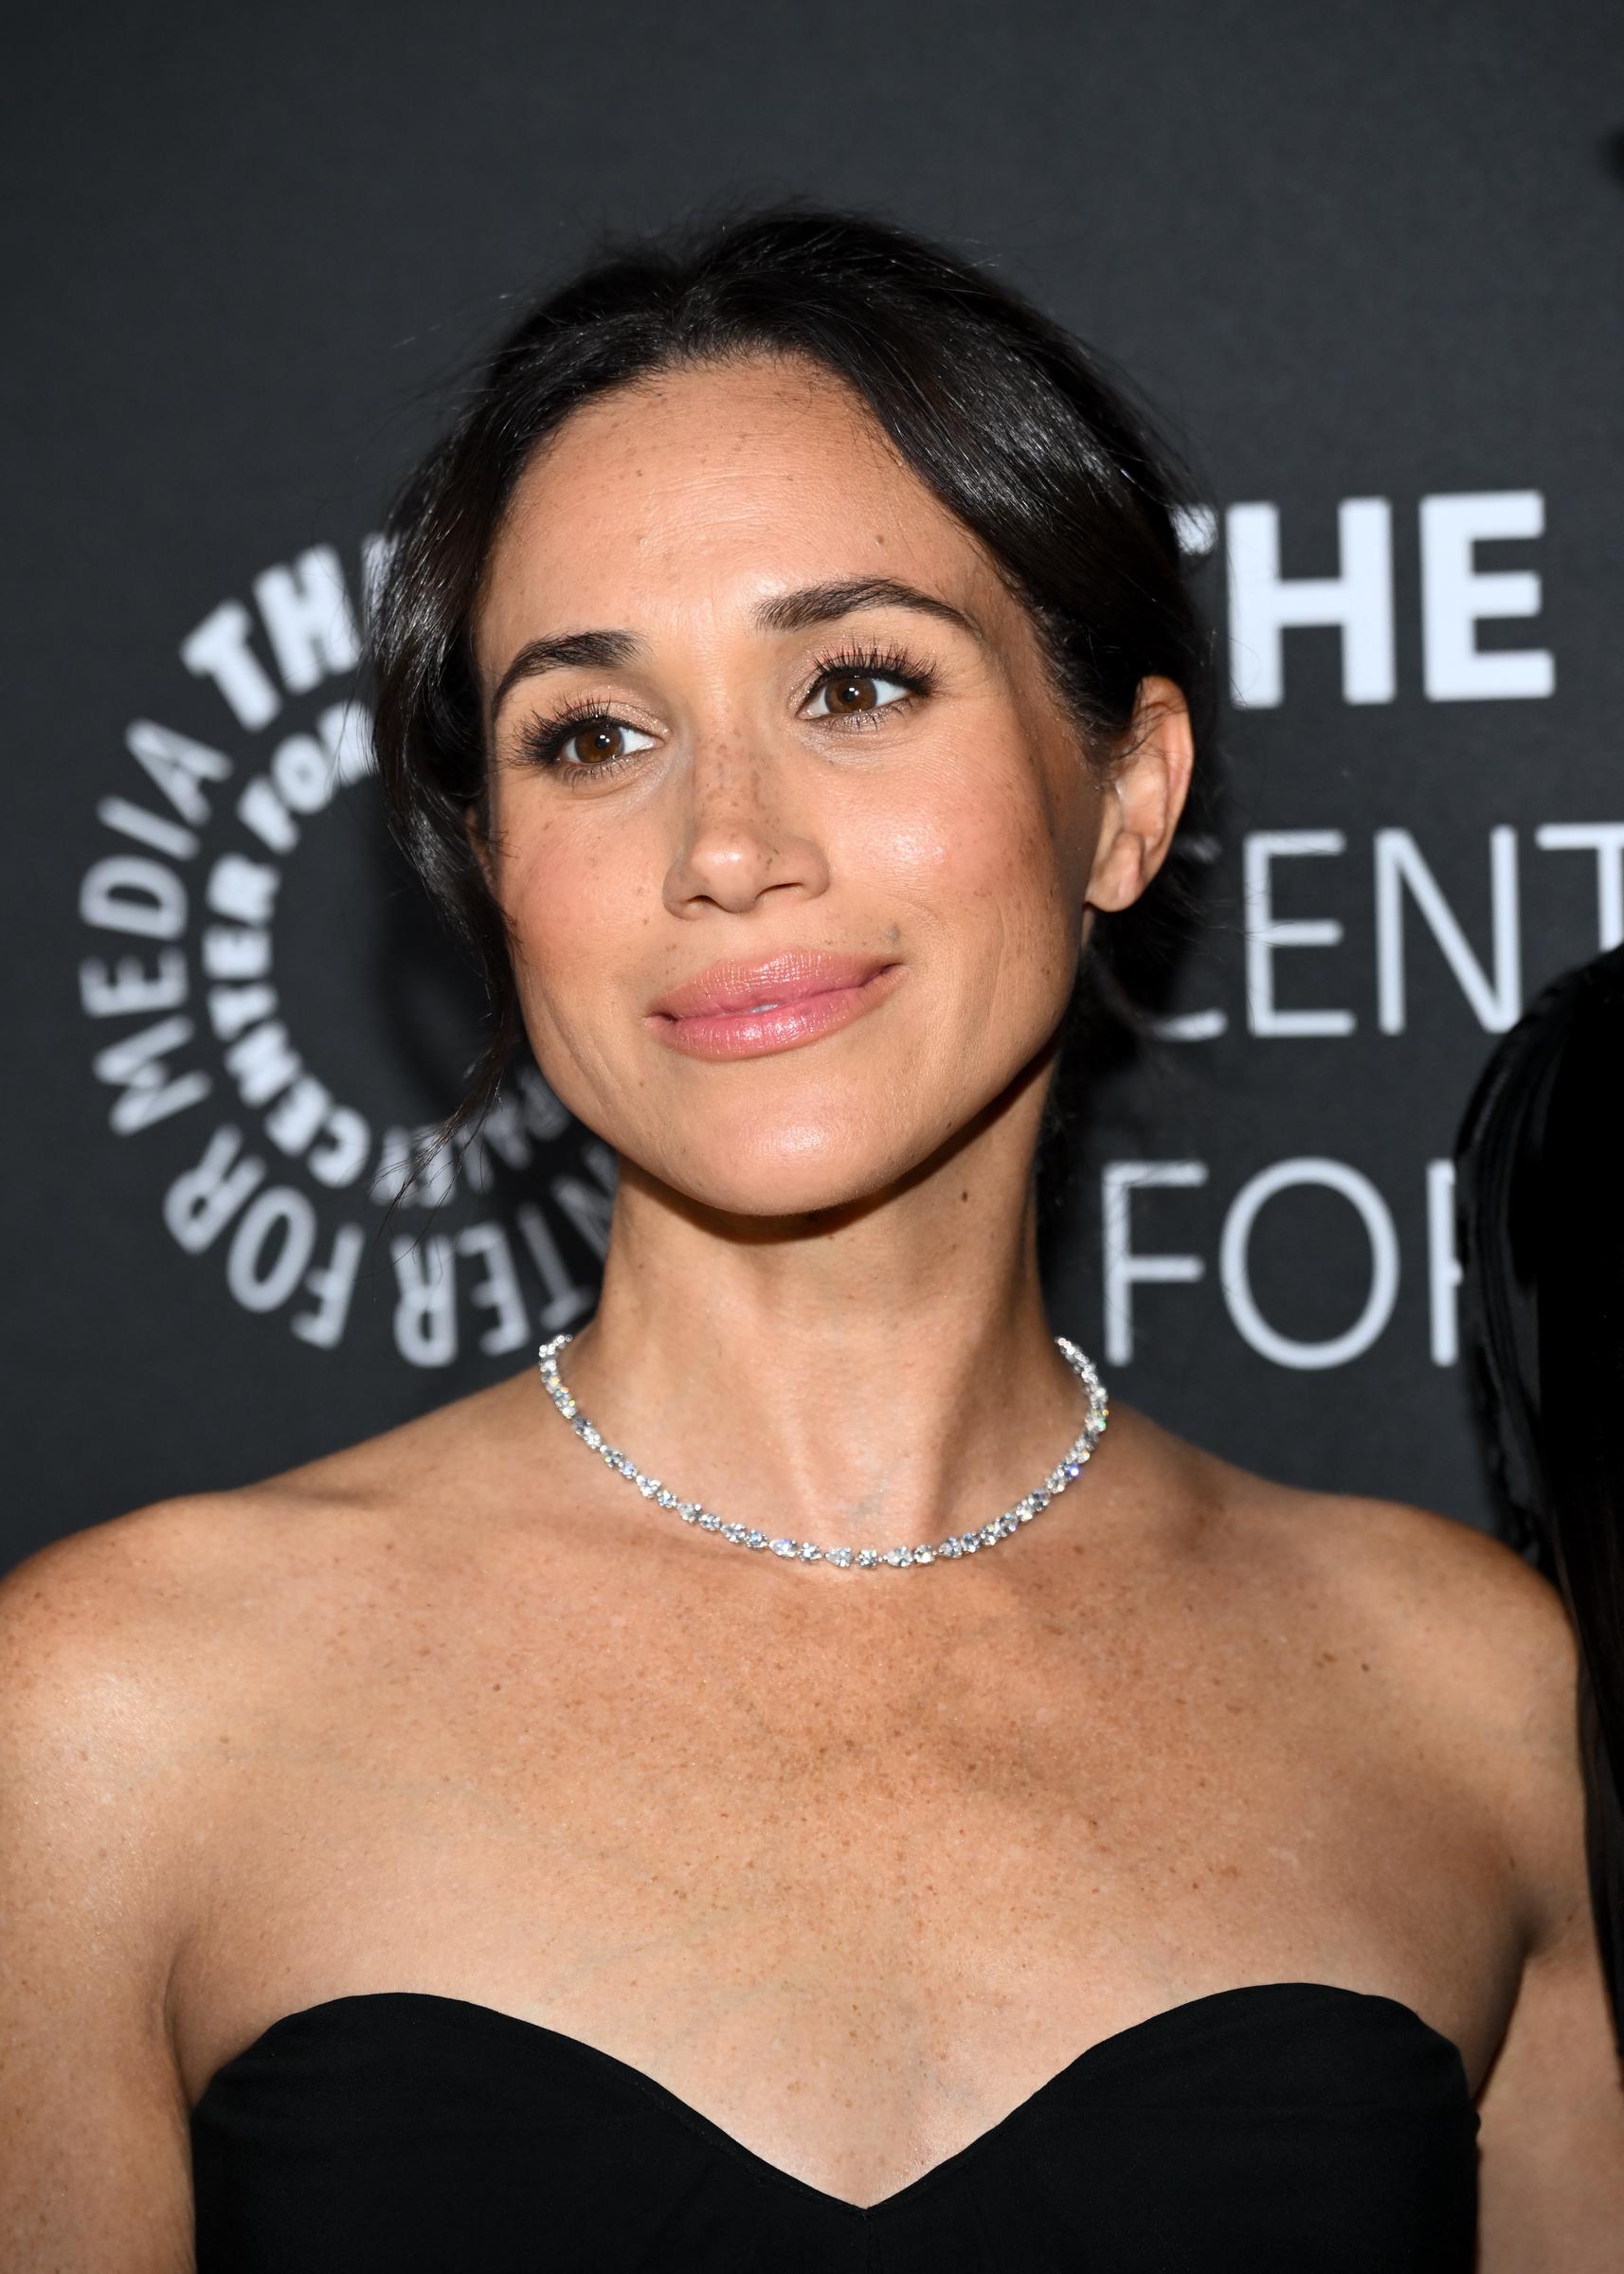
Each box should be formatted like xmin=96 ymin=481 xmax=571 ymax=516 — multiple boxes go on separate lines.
xmin=656 ymin=1111 xmax=928 ymax=1221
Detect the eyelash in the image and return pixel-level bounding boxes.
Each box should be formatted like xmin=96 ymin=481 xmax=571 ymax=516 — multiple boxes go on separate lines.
xmin=512 ymin=641 xmax=937 ymax=781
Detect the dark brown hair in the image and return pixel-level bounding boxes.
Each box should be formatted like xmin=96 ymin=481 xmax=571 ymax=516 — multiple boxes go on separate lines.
xmin=1455 ymin=942 xmax=1624 ymax=2057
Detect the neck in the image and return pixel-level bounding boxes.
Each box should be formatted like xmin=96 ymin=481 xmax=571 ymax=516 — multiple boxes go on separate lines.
xmin=553 ymin=1071 xmax=1092 ymax=1549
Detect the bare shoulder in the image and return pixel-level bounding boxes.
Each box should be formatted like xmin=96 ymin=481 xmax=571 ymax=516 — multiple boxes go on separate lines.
xmin=1201 ymin=1443 xmax=1583 ymax=1958
xmin=0 ymin=1367 xmax=544 ymax=1724
xmin=1128 ymin=1408 xmax=1573 ymax=1707
xmin=0 ymin=1498 xmax=262 ymax=2267
xmin=0 ymin=1492 xmax=283 ymax=1923
xmin=1143 ymin=1426 xmax=1624 ymax=2254
xmin=0 ymin=1489 xmax=251 ymax=1757
xmin=0 ymin=1382 xmax=532 ymax=2274
xmin=1278 ymin=1477 xmax=1576 ymax=1763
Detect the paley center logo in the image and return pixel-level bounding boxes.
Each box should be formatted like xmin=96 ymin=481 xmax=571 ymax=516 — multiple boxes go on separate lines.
xmin=76 ymin=541 xmax=610 ymax=1366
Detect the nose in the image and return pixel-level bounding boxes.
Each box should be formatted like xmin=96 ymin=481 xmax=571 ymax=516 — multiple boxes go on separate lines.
xmin=661 ymin=738 xmax=830 ymax=918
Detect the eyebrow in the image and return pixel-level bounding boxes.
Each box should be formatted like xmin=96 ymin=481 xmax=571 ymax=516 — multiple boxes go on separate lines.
xmin=486 ymin=576 xmax=987 ymax=727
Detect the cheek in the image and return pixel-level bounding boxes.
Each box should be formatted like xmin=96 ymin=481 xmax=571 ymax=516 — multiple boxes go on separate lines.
xmin=493 ymin=785 xmax=630 ymax=944
xmin=874 ymin=758 xmax=1080 ymax=972
xmin=502 ymin=849 xmax=575 ymax=982
xmin=491 ymin=819 xmax=638 ymax=1056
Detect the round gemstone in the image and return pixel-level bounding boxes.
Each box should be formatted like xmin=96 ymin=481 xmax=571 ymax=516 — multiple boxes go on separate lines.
xmin=856 ymin=1548 xmax=879 ymax=1568
xmin=746 ymin=1530 xmax=768 ymax=1550
xmin=698 ymin=1512 xmax=722 ymax=1531
xmin=912 ymin=1544 xmax=934 ymax=1564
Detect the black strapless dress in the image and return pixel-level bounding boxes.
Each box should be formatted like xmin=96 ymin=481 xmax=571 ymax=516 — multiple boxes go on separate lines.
xmin=189 ymin=1980 xmax=1480 ymax=2269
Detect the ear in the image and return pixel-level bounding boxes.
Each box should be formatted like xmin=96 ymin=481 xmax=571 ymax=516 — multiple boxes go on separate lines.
xmin=1085 ymin=675 xmax=1196 ymax=914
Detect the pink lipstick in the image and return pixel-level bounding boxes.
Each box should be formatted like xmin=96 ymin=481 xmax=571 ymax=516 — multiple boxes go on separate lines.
xmin=647 ymin=948 xmax=903 ymax=1061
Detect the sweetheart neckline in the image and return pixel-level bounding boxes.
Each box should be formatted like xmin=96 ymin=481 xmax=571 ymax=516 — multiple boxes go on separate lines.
xmin=190 ymin=1979 xmax=1475 ymax=2219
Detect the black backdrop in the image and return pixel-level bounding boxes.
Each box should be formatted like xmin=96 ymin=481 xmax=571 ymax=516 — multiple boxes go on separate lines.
xmin=6 ymin=0 xmax=1621 ymax=1574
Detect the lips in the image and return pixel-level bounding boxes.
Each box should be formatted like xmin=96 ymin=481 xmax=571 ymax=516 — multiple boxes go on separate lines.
xmin=647 ymin=948 xmax=903 ymax=1062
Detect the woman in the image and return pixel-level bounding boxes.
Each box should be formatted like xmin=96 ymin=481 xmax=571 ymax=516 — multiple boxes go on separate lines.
xmin=1454 ymin=939 xmax=1624 ymax=2058
xmin=3 ymin=206 xmax=1619 ymax=2271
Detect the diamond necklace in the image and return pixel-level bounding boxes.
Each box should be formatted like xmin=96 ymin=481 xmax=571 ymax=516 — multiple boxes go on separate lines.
xmin=535 ymin=1329 xmax=1110 ymax=1571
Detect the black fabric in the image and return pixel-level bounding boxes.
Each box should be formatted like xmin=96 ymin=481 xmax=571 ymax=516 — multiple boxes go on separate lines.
xmin=189 ymin=1980 xmax=1479 ymax=2269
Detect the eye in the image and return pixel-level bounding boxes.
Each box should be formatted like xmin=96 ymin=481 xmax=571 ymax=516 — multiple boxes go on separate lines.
xmin=519 ymin=711 xmax=659 ymax=775
xmin=556 ymin=718 xmax=658 ymax=769
xmin=803 ymin=666 xmax=916 ymax=721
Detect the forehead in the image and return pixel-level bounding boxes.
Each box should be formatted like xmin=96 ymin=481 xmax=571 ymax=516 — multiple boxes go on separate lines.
xmin=476 ymin=353 xmax=1007 ymax=658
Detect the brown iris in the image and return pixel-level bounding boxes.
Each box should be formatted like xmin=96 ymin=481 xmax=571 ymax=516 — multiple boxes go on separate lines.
xmin=567 ymin=723 xmax=629 ymax=766
xmin=822 ymin=673 xmax=882 ymax=715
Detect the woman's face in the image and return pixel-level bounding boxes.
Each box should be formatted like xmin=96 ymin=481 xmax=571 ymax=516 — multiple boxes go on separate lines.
xmin=471 ymin=352 xmax=1185 ymax=1218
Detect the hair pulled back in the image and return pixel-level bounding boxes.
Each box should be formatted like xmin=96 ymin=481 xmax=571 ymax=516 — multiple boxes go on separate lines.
xmin=366 ymin=199 xmax=1218 ymax=1162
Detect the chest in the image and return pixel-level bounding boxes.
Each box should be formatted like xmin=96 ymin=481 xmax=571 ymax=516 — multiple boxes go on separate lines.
xmin=175 ymin=1543 xmax=1511 ymax=2140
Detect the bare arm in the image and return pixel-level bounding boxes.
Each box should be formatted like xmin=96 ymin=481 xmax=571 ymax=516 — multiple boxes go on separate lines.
xmin=1477 ymin=1907 xmax=1624 ymax=2269
xmin=0 ymin=1513 xmax=205 ymax=2273
xmin=1472 ymin=1560 xmax=1624 ymax=2269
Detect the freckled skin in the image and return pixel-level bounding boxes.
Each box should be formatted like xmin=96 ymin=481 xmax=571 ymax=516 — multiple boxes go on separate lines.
xmin=12 ymin=357 xmax=1617 ymax=2248
xmin=474 ymin=357 xmax=1105 ymax=1220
